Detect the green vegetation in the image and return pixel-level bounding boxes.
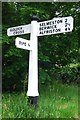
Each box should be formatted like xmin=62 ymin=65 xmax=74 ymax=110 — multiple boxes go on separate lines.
xmin=2 ymin=81 xmax=78 ymax=118
xmin=69 ymin=63 xmax=80 ymax=68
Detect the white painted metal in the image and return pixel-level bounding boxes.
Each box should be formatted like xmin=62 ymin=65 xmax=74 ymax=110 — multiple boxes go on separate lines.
xmin=37 ymin=16 xmax=73 ymax=36
xmin=27 ymin=20 xmax=39 ymax=96
xmin=7 ymin=24 xmax=31 ymax=36
xmin=15 ymin=37 xmax=32 ymax=50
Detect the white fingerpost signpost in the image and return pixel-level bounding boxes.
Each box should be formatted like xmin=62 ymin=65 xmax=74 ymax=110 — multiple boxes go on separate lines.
xmin=27 ymin=16 xmax=39 ymax=104
xmin=7 ymin=16 xmax=73 ymax=106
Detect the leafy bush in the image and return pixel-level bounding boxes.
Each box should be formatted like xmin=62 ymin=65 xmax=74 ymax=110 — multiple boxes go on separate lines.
xmin=39 ymin=68 xmax=51 ymax=85
xmin=60 ymin=66 xmax=78 ymax=84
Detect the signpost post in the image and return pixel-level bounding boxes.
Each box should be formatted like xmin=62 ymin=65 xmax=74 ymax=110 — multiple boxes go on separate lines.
xmin=7 ymin=16 xmax=73 ymax=106
xmin=27 ymin=16 xmax=39 ymax=105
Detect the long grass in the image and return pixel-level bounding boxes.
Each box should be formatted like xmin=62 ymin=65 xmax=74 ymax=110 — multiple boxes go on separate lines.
xmin=2 ymin=81 xmax=79 ymax=118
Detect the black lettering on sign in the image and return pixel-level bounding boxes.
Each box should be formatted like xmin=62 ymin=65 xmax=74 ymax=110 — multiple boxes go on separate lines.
xmin=19 ymin=27 xmax=21 ymax=30
xmin=46 ymin=26 xmax=53 ymax=29
xmin=46 ymin=30 xmax=49 ymax=33
xmin=19 ymin=41 xmax=26 ymax=46
xmin=65 ymin=24 xmax=67 ymax=27
xmin=16 ymin=27 xmax=22 ymax=31
xmin=19 ymin=41 xmax=22 ymax=45
xmin=65 ymin=23 xmax=70 ymax=27
xmin=39 ymin=25 xmax=61 ymax=35
xmin=53 ymin=29 xmax=55 ymax=33
xmin=28 ymin=43 xmax=30 ymax=47
xmin=10 ymin=27 xmax=22 ymax=32
xmin=54 ymin=20 xmax=57 ymax=24
xmin=47 ymin=26 xmax=51 ymax=29
xmin=68 ymin=28 xmax=70 ymax=30
xmin=46 ymin=22 xmax=49 ymax=25
xmin=53 ymin=25 xmax=56 ymax=29
xmin=10 ymin=29 xmax=12 ymax=32
xmin=11 ymin=28 xmax=14 ymax=32
xmin=44 ymin=26 xmax=47 ymax=30
xmin=46 ymin=21 xmax=52 ymax=26
xmin=13 ymin=30 xmax=24 ymax=35
xmin=39 ymin=31 xmax=44 ymax=34
xmin=40 ymin=23 xmax=42 ymax=26
xmin=43 ymin=31 xmax=45 ymax=34
xmin=57 ymin=19 xmax=63 ymax=24
xmin=65 ymin=28 xmax=67 ymax=31
xmin=65 ymin=19 xmax=67 ymax=22
xmin=53 ymin=28 xmax=61 ymax=32
xmin=13 ymin=31 xmax=18 ymax=35
xmin=49 ymin=30 xmax=52 ymax=33
xmin=39 ymin=26 xmax=47 ymax=31
xmin=23 ymin=42 xmax=26 ymax=46
xmin=65 ymin=22 xmax=70 ymax=31
xmin=40 ymin=22 xmax=45 ymax=26
xmin=52 ymin=21 xmax=55 ymax=24
xmin=19 ymin=30 xmax=22 ymax=33
xmin=39 ymin=27 xmax=42 ymax=31
xmin=65 ymin=28 xmax=70 ymax=31
xmin=39 ymin=27 xmax=44 ymax=31
xmin=22 ymin=30 xmax=24 ymax=33
xmin=55 ymin=29 xmax=61 ymax=32
xmin=13 ymin=31 xmax=15 ymax=35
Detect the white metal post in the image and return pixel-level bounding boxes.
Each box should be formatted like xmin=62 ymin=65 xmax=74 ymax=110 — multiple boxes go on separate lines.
xmin=27 ymin=17 xmax=39 ymax=105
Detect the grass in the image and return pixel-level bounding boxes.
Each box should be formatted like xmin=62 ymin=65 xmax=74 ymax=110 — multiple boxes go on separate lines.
xmin=2 ymin=81 xmax=79 ymax=118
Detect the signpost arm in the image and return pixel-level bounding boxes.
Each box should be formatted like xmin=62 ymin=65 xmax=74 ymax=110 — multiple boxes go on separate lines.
xmin=27 ymin=16 xmax=39 ymax=106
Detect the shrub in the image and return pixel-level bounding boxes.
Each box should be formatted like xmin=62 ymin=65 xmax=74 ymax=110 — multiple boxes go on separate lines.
xmin=60 ymin=66 xmax=78 ymax=84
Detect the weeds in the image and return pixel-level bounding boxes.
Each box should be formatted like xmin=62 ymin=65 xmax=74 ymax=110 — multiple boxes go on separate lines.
xmin=2 ymin=81 xmax=79 ymax=118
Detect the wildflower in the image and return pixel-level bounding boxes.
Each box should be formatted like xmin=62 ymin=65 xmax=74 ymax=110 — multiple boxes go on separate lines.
xmin=4 ymin=104 xmax=7 ymax=110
